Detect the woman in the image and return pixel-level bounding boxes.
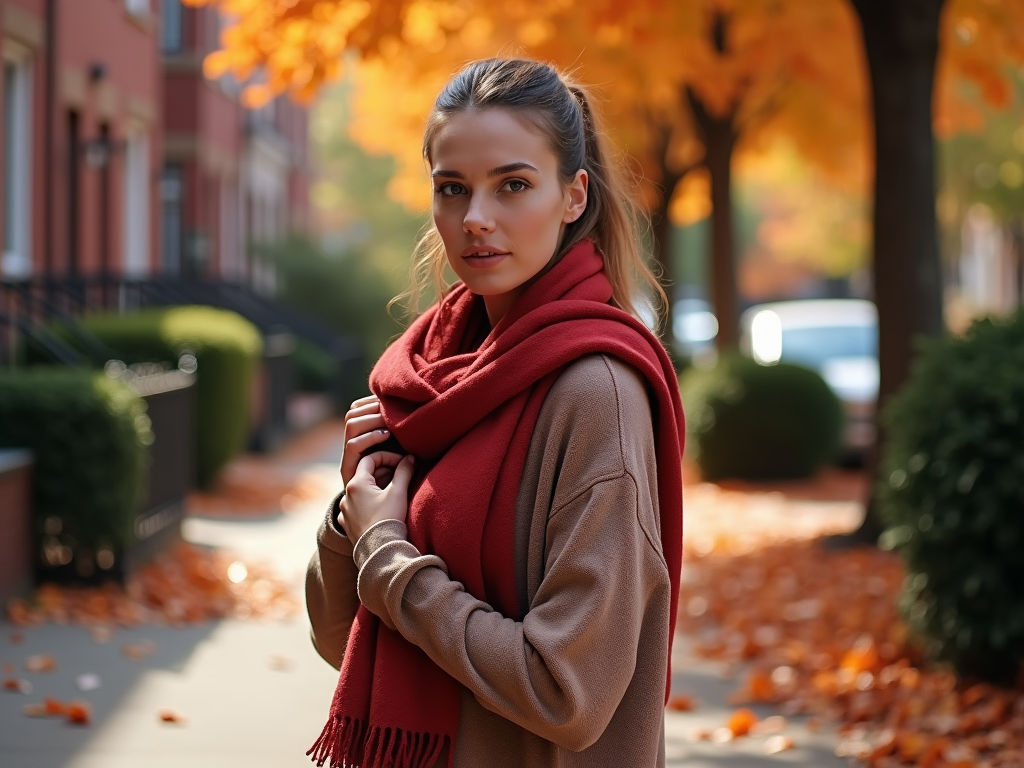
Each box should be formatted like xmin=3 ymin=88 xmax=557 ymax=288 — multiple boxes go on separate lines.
xmin=306 ymin=58 xmax=684 ymax=768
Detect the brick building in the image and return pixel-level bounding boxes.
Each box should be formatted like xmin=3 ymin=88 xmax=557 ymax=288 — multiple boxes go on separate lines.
xmin=0 ymin=0 xmax=309 ymax=287
xmin=159 ymin=0 xmax=309 ymax=287
xmin=0 ymin=0 xmax=161 ymax=281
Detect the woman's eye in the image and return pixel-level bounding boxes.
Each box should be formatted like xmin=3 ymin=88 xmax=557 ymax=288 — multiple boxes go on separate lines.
xmin=437 ymin=183 xmax=466 ymax=197
xmin=503 ymin=180 xmax=528 ymax=193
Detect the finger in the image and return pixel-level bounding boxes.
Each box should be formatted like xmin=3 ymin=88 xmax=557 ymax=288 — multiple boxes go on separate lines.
xmin=388 ymin=455 xmax=416 ymax=495
xmin=340 ymin=429 xmax=391 ymax=484
xmin=344 ymin=401 xmax=381 ymax=424
xmin=352 ymin=451 xmax=405 ymax=485
xmin=346 ymin=429 xmax=391 ymax=454
xmin=344 ymin=413 xmax=386 ymax=440
xmin=349 ymin=395 xmax=379 ymax=410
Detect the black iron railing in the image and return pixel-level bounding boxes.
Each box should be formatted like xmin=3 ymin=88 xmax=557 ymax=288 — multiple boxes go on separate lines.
xmin=0 ymin=271 xmax=364 ymax=435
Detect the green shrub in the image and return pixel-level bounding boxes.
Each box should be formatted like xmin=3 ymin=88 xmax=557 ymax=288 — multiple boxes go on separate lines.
xmin=879 ymin=310 xmax=1024 ymax=683
xmin=293 ymin=338 xmax=339 ymax=393
xmin=0 ymin=369 xmax=151 ymax=578
xmin=78 ymin=307 xmax=262 ymax=488
xmin=680 ymin=353 xmax=843 ymax=481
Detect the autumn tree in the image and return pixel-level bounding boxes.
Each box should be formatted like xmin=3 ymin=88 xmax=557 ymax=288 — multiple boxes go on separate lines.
xmin=183 ymin=0 xmax=868 ymax=343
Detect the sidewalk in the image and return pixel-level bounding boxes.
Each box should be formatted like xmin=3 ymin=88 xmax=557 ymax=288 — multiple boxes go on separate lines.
xmin=1 ymin=424 xmax=853 ymax=767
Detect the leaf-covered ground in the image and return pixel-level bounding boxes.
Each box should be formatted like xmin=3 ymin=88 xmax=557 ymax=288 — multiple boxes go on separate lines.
xmin=678 ymin=468 xmax=1024 ymax=767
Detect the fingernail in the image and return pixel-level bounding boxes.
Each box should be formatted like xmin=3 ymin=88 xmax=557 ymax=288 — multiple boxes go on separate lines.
xmin=380 ymin=429 xmax=389 ymax=434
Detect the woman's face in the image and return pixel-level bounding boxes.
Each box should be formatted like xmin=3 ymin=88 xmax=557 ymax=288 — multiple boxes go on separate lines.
xmin=429 ymin=108 xmax=588 ymax=325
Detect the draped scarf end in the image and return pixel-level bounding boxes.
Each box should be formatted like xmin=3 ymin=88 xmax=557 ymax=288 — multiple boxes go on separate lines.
xmin=308 ymin=716 xmax=450 ymax=768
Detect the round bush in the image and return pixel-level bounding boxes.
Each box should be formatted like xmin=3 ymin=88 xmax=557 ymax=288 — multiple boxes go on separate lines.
xmin=79 ymin=307 xmax=262 ymax=488
xmin=879 ymin=309 xmax=1024 ymax=683
xmin=0 ymin=369 xmax=150 ymax=577
xmin=680 ymin=353 xmax=843 ymax=481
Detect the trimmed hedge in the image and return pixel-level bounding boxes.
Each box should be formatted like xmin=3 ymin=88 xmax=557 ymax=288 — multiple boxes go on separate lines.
xmin=78 ymin=307 xmax=262 ymax=488
xmin=0 ymin=369 xmax=150 ymax=578
xmin=879 ymin=310 xmax=1024 ymax=683
xmin=680 ymin=353 xmax=843 ymax=481
xmin=293 ymin=338 xmax=339 ymax=393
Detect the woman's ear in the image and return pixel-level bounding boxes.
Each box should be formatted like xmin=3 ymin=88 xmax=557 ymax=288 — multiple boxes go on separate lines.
xmin=563 ymin=169 xmax=589 ymax=223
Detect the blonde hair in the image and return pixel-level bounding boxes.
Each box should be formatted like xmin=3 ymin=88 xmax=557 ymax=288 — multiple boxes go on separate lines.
xmin=392 ymin=58 xmax=666 ymax=329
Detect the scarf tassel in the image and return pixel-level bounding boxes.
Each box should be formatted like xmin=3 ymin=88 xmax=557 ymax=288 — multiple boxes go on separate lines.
xmin=308 ymin=716 xmax=449 ymax=768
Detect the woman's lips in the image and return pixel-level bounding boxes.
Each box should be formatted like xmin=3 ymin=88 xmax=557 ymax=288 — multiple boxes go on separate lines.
xmin=462 ymin=252 xmax=509 ymax=268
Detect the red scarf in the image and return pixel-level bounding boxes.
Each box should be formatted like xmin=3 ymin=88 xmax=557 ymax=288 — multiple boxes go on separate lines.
xmin=308 ymin=239 xmax=684 ymax=768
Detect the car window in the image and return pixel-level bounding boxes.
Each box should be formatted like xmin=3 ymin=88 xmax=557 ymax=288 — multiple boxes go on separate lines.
xmin=781 ymin=325 xmax=877 ymax=368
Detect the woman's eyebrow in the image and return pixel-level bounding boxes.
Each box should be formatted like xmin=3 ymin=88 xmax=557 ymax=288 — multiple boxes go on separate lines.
xmin=488 ymin=162 xmax=538 ymax=177
xmin=430 ymin=162 xmax=539 ymax=179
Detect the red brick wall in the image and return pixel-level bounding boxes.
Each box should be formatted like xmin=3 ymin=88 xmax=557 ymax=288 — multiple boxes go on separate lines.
xmin=0 ymin=453 xmax=33 ymax=601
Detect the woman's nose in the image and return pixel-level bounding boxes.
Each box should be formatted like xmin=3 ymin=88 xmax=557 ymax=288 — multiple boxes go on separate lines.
xmin=463 ymin=194 xmax=494 ymax=234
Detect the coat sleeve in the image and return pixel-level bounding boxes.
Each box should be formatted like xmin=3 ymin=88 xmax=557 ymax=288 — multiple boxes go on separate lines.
xmin=352 ymin=359 xmax=668 ymax=752
xmin=305 ymin=492 xmax=361 ymax=670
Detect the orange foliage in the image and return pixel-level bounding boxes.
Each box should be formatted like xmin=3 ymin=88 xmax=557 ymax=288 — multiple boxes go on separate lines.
xmin=183 ymin=0 xmax=1023 ymax=227
xmin=6 ymin=543 xmax=299 ymax=629
xmin=727 ymin=707 xmax=759 ymax=736
xmin=681 ymin=535 xmax=1024 ymax=767
xmin=676 ymin=475 xmax=1024 ymax=767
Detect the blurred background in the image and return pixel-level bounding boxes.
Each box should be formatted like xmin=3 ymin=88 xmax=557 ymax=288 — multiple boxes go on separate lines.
xmin=1 ymin=1 xmax=1024 ymax=766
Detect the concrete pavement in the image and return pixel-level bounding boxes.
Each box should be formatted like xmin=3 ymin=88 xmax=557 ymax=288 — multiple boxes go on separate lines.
xmin=1 ymin=435 xmax=849 ymax=767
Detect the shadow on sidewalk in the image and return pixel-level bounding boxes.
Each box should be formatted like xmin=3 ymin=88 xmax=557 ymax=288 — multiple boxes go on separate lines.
xmin=0 ymin=618 xmax=218 ymax=767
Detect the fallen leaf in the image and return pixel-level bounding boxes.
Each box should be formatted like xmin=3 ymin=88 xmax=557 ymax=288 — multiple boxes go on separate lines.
xmin=753 ymin=715 xmax=787 ymax=734
xmin=666 ymin=694 xmax=697 ymax=711
xmin=24 ymin=654 xmax=56 ymax=673
xmin=712 ymin=726 xmax=734 ymax=743
xmin=727 ymin=708 xmax=759 ymax=737
xmin=44 ymin=697 xmax=66 ymax=715
xmin=158 ymin=708 xmax=186 ymax=724
xmin=3 ymin=677 xmax=32 ymax=694
xmin=764 ymin=734 xmax=794 ymax=754
xmin=66 ymin=700 xmax=91 ymax=725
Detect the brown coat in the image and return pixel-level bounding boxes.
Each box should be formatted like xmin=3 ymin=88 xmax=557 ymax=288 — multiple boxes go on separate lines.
xmin=306 ymin=354 xmax=671 ymax=766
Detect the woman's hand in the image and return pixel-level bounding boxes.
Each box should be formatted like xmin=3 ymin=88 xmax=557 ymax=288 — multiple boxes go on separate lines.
xmin=340 ymin=395 xmax=391 ymax=486
xmin=339 ymin=452 xmax=415 ymax=544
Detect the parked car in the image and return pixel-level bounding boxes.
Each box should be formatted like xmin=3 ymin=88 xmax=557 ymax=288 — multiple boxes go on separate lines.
xmin=672 ymin=298 xmax=719 ymax=363
xmin=739 ymin=299 xmax=878 ymax=459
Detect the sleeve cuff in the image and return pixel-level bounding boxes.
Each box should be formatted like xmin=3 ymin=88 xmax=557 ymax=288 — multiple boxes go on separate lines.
xmin=316 ymin=491 xmax=354 ymax=557
xmin=353 ymin=519 xmax=409 ymax=570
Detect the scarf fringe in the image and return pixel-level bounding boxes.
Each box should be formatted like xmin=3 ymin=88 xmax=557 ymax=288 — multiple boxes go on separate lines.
xmin=308 ymin=716 xmax=449 ymax=768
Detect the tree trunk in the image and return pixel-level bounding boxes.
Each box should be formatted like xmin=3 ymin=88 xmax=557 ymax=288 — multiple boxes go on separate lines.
xmin=644 ymin=111 xmax=692 ymax=357
xmin=689 ymin=89 xmax=739 ymax=350
xmin=845 ymin=0 xmax=946 ymax=544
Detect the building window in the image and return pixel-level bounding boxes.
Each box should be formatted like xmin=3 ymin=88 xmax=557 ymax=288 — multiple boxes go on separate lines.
xmin=2 ymin=43 xmax=32 ymax=279
xmin=160 ymin=166 xmax=183 ymax=275
xmin=161 ymin=0 xmax=183 ymax=52
xmin=123 ymin=131 xmax=150 ymax=276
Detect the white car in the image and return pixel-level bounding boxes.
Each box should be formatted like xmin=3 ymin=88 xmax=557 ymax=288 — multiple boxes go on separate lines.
xmin=672 ymin=298 xmax=719 ymax=363
xmin=739 ymin=299 xmax=878 ymax=456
